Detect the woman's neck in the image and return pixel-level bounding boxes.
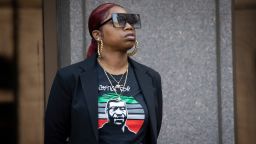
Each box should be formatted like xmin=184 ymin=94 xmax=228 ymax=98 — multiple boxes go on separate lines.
xmin=98 ymin=52 xmax=129 ymax=75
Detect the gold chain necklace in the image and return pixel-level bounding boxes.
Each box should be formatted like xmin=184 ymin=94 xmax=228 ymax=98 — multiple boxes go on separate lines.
xmin=104 ymin=69 xmax=128 ymax=95
xmin=98 ymin=59 xmax=129 ymax=96
xmin=109 ymin=72 xmax=125 ymax=86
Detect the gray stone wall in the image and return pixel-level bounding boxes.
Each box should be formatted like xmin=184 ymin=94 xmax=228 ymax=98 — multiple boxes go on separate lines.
xmin=56 ymin=0 xmax=86 ymax=67
xmin=57 ymin=0 xmax=235 ymax=143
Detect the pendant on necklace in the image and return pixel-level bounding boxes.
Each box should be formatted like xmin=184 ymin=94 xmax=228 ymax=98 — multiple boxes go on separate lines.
xmin=115 ymin=84 xmax=122 ymax=89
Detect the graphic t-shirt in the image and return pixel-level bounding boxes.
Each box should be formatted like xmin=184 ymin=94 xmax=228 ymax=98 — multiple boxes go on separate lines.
xmin=97 ymin=63 xmax=148 ymax=144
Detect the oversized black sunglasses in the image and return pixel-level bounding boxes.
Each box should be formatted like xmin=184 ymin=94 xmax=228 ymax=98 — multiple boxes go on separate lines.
xmin=98 ymin=13 xmax=141 ymax=29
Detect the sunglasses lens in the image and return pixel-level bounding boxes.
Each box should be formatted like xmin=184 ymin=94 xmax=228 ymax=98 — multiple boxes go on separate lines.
xmin=127 ymin=14 xmax=141 ymax=29
xmin=112 ymin=13 xmax=141 ymax=29
xmin=117 ymin=14 xmax=127 ymax=27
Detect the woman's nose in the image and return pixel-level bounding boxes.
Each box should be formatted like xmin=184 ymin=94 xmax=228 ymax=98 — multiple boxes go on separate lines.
xmin=124 ymin=22 xmax=134 ymax=30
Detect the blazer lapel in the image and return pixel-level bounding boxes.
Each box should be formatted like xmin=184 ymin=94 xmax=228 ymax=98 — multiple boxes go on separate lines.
xmin=130 ymin=60 xmax=157 ymax=142
xmin=79 ymin=55 xmax=99 ymax=141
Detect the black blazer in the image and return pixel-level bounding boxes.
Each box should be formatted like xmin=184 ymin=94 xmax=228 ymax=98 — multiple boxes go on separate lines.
xmin=45 ymin=54 xmax=163 ymax=144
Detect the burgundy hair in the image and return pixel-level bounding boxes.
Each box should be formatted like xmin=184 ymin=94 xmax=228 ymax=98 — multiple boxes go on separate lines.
xmin=86 ymin=3 xmax=123 ymax=58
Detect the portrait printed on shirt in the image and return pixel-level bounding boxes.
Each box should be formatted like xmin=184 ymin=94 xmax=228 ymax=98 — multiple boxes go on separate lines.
xmin=98 ymin=93 xmax=145 ymax=134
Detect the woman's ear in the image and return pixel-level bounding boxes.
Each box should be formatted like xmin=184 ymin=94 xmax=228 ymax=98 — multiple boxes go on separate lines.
xmin=92 ymin=30 xmax=102 ymax=41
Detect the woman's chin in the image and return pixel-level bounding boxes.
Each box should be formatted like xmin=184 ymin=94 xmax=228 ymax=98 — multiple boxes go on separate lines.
xmin=125 ymin=42 xmax=135 ymax=48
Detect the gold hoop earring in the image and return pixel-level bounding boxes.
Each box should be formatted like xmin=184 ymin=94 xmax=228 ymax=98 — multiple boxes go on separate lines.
xmin=127 ymin=40 xmax=138 ymax=56
xmin=97 ymin=39 xmax=103 ymax=58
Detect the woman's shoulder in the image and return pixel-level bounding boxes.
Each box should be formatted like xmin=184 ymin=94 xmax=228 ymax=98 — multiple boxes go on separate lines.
xmin=56 ymin=60 xmax=85 ymax=78
xmin=129 ymin=58 xmax=161 ymax=79
xmin=57 ymin=55 xmax=96 ymax=77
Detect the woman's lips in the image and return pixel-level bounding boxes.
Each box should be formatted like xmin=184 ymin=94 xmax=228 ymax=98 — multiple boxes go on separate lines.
xmin=124 ymin=33 xmax=136 ymax=40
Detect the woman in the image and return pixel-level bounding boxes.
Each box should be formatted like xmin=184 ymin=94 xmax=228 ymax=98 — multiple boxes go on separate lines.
xmin=45 ymin=3 xmax=162 ymax=144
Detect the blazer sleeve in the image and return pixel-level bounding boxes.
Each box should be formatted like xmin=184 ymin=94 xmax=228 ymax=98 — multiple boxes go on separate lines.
xmin=44 ymin=70 xmax=72 ymax=144
xmin=155 ymin=72 xmax=163 ymax=137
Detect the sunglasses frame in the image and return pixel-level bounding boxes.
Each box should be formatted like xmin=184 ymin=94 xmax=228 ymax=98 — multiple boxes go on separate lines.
xmin=98 ymin=13 xmax=141 ymax=29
